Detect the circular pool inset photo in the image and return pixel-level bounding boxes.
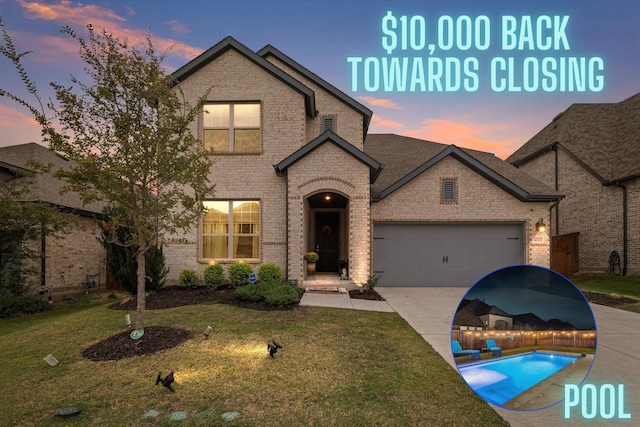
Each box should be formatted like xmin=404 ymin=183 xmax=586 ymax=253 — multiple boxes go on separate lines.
xmin=451 ymin=265 xmax=596 ymax=411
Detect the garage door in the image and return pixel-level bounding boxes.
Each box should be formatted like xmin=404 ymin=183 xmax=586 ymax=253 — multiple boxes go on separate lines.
xmin=373 ymin=222 xmax=525 ymax=287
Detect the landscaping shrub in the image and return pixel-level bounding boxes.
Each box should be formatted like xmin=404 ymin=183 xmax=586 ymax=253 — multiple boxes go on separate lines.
xmin=0 ymin=295 xmax=51 ymax=318
xmin=258 ymin=262 xmax=282 ymax=284
xmin=228 ymin=261 xmax=252 ymax=288
xmin=263 ymin=282 xmax=301 ymax=306
xmin=178 ymin=269 xmax=200 ymax=288
xmin=99 ymin=205 xmax=168 ymax=294
xmin=145 ymin=245 xmax=169 ymax=292
xmin=235 ymin=284 xmax=263 ymax=302
xmin=234 ymin=281 xmax=301 ymax=306
xmin=203 ymin=263 xmax=224 ymax=289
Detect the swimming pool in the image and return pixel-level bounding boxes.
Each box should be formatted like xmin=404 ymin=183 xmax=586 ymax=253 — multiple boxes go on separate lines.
xmin=457 ymin=352 xmax=580 ymax=406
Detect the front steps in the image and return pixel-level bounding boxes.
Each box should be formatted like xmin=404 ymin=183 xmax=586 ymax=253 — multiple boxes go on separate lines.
xmin=302 ymin=273 xmax=358 ymax=292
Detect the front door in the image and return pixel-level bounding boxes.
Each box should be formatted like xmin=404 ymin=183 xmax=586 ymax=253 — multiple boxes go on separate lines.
xmin=315 ymin=212 xmax=339 ymax=272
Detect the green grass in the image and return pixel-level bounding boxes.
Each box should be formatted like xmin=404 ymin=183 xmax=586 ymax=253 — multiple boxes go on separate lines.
xmin=0 ymin=295 xmax=508 ymax=427
xmin=572 ymin=274 xmax=640 ymax=313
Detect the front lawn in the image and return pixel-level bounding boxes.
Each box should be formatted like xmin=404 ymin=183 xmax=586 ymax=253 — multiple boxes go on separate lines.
xmin=0 ymin=295 xmax=508 ymax=426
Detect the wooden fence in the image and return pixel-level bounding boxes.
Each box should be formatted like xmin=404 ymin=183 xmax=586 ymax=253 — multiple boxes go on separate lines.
xmin=452 ymin=329 xmax=596 ymax=351
xmin=551 ymin=232 xmax=580 ymax=277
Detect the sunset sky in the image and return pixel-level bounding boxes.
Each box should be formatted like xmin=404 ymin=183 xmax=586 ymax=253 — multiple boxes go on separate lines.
xmin=1 ymin=0 xmax=639 ymax=159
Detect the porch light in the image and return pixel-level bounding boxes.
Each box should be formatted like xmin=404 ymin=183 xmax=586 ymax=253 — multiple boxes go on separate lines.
xmin=324 ymin=194 xmax=331 ymax=201
xmin=535 ymin=218 xmax=546 ymax=232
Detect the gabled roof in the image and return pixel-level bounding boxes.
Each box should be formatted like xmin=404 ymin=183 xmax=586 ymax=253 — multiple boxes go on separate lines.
xmin=172 ymin=36 xmax=317 ymax=118
xmin=507 ymin=92 xmax=640 ymax=185
xmin=274 ymin=130 xmax=382 ymax=183
xmin=365 ymin=134 xmax=563 ymax=202
xmin=0 ymin=143 xmax=105 ymax=215
xmin=258 ymin=44 xmax=372 ymax=138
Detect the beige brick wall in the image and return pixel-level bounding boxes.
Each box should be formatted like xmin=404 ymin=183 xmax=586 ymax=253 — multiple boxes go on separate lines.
xmin=372 ymin=156 xmax=552 ymax=267
xmin=265 ymin=56 xmax=365 ymax=149
xmin=164 ymin=48 xmax=372 ymax=284
xmin=24 ymin=213 xmax=106 ymax=297
xmin=286 ymin=143 xmax=371 ymax=283
xmin=517 ymin=149 xmax=633 ymax=273
xmin=165 ymin=49 xmax=308 ymax=282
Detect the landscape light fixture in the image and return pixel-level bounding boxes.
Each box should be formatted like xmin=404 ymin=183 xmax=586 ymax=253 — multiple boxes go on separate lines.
xmin=156 ymin=371 xmax=175 ymax=392
xmin=44 ymin=354 xmax=60 ymax=367
xmin=203 ymin=326 xmax=212 ymax=339
xmin=126 ymin=314 xmax=131 ymax=328
xmin=267 ymin=340 xmax=282 ymax=358
xmin=535 ymin=218 xmax=546 ymax=233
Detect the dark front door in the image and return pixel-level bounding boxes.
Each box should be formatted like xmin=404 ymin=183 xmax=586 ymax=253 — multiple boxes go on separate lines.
xmin=315 ymin=212 xmax=340 ymax=272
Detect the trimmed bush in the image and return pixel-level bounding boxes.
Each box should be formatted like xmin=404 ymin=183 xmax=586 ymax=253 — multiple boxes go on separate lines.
xmin=235 ymin=284 xmax=263 ymax=302
xmin=228 ymin=262 xmax=253 ymax=288
xmin=178 ymin=269 xmax=200 ymax=288
xmin=258 ymin=263 xmax=282 ymax=284
xmin=203 ymin=263 xmax=224 ymax=289
xmin=0 ymin=295 xmax=51 ymax=318
xmin=263 ymin=282 xmax=300 ymax=306
xmin=234 ymin=281 xmax=301 ymax=307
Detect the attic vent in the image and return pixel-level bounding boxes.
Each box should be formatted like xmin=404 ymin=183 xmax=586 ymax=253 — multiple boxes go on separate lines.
xmin=321 ymin=115 xmax=336 ymax=132
xmin=441 ymin=178 xmax=457 ymax=204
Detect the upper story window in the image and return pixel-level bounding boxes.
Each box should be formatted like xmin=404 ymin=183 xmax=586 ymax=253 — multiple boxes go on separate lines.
xmin=441 ymin=178 xmax=458 ymax=204
xmin=203 ymin=102 xmax=261 ymax=153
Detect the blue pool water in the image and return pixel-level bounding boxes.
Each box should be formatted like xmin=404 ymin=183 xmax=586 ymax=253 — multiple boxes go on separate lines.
xmin=458 ymin=352 xmax=579 ymax=406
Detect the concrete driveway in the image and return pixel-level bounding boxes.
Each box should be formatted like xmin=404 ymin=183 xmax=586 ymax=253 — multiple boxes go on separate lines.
xmin=376 ymin=287 xmax=639 ymax=427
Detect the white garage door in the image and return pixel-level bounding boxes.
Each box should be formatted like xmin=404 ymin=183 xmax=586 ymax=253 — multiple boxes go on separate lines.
xmin=373 ymin=222 xmax=525 ymax=287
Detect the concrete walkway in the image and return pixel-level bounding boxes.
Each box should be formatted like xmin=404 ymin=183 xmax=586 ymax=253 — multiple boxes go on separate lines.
xmin=299 ymin=288 xmax=640 ymax=427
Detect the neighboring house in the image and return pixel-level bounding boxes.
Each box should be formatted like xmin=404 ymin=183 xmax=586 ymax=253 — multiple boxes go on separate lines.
xmin=0 ymin=143 xmax=106 ymax=297
xmin=508 ymin=93 xmax=640 ymax=276
xmin=453 ymin=299 xmax=513 ymax=330
xmin=164 ymin=36 xmax=562 ymax=288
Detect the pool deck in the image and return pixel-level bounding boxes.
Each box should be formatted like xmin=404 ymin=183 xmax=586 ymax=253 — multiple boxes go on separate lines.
xmin=301 ymin=288 xmax=640 ymax=426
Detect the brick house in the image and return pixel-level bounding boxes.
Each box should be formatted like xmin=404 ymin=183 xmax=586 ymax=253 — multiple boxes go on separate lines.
xmin=508 ymin=93 xmax=640 ymax=276
xmin=164 ymin=36 xmax=562 ymax=288
xmin=0 ymin=143 xmax=106 ymax=297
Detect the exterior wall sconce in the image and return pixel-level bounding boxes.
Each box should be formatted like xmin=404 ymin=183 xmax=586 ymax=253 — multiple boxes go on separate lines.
xmin=536 ymin=218 xmax=546 ymax=233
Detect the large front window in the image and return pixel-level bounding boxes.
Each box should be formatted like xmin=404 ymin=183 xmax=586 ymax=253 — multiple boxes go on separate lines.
xmin=202 ymin=201 xmax=260 ymax=259
xmin=203 ymin=103 xmax=261 ymax=152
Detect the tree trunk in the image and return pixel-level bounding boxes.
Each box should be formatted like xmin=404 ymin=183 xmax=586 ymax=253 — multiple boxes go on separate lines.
xmin=135 ymin=250 xmax=146 ymax=329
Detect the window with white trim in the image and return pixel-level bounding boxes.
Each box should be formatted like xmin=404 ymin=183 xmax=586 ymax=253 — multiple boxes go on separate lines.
xmin=202 ymin=201 xmax=260 ymax=259
xmin=441 ymin=178 xmax=457 ymax=204
xmin=203 ymin=103 xmax=261 ymax=152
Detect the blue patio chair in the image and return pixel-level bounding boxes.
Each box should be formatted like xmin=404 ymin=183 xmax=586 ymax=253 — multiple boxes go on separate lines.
xmin=486 ymin=339 xmax=502 ymax=356
xmin=451 ymin=340 xmax=481 ymax=360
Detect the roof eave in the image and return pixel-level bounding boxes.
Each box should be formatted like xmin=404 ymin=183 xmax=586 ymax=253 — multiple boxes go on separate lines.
xmin=274 ymin=130 xmax=382 ymax=183
xmin=173 ymin=36 xmax=317 ymax=118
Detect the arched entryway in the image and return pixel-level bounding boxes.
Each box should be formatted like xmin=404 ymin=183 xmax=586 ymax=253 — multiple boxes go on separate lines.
xmin=306 ymin=192 xmax=348 ymax=274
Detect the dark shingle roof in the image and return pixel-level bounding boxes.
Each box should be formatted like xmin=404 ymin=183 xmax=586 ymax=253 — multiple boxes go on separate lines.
xmin=275 ymin=130 xmax=382 ymax=183
xmin=0 ymin=143 xmax=105 ymax=214
xmin=364 ymin=134 xmax=562 ymax=202
xmin=507 ymin=92 xmax=640 ymax=184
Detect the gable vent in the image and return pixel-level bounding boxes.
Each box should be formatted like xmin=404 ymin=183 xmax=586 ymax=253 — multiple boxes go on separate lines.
xmin=441 ymin=178 xmax=457 ymax=203
xmin=322 ymin=115 xmax=336 ymax=132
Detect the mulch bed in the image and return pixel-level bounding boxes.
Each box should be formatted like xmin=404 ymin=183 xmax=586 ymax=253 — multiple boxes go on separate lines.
xmin=108 ymin=285 xmax=298 ymax=312
xmin=348 ymin=288 xmax=385 ymax=301
xmin=582 ymin=291 xmax=639 ymax=308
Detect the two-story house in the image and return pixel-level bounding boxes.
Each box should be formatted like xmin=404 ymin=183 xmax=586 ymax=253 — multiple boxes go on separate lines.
xmin=164 ymin=36 xmax=562 ymax=288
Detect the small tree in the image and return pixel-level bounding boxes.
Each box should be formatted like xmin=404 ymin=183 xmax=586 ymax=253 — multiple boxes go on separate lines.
xmin=1 ymin=20 xmax=214 ymax=329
